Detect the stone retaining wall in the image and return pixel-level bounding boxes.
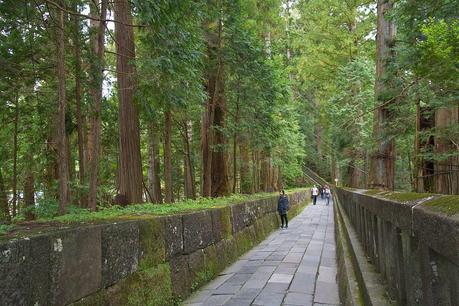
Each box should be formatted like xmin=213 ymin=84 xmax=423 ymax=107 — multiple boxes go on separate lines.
xmin=335 ymin=188 xmax=458 ymax=306
xmin=0 ymin=191 xmax=309 ymax=306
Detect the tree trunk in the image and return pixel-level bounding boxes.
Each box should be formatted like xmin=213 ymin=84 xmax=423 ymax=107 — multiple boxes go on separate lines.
xmin=114 ymin=0 xmax=143 ymax=204
xmin=316 ymin=124 xmax=322 ymax=161
xmin=416 ymin=102 xmax=435 ymax=192
xmin=73 ymin=3 xmax=86 ymax=188
xmin=368 ymin=0 xmax=396 ymax=190
xmin=148 ymin=124 xmax=162 ymax=203
xmin=24 ymin=158 xmax=35 ymax=221
xmin=0 ymin=167 xmax=9 ymax=222
xmin=202 ymin=12 xmax=229 ymax=198
xmin=183 ymin=120 xmax=196 ymax=199
xmin=414 ymin=94 xmax=424 ymax=192
xmin=232 ymin=134 xmax=238 ymax=193
xmin=239 ymin=140 xmax=251 ymax=194
xmin=277 ymin=166 xmax=283 ymax=190
xmin=87 ymin=0 xmax=107 ymax=211
xmin=12 ymin=96 xmax=18 ymax=217
xmin=164 ymin=110 xmax=173 ymax=203
xmin=434 ymin=106 xmax=459 ymax=194
xmin=211 ymin=89 xmax=230 ymax=197
xmin=260 ymin=152 xmax=271 ymax=192
xmin=252 ymin=150 xmax=259 ymax=193
xmin=56 ymin=0 xmax=70 ymax=214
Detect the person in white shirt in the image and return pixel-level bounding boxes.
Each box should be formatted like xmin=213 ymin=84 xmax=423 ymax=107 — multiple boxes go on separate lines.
xmin=325 ymin=186 xmax=331 ymax=205
xmin=311 ymin=185 xmax=319 ymax=205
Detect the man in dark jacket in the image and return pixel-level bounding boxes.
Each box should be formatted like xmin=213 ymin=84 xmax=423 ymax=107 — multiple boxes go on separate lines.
xmin=278 ymin=190 xmax=289 ymax=229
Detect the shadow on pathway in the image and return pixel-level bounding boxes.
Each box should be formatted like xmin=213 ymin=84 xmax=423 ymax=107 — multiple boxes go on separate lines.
xmin=184 ymin=198 xmax=339 ymax=306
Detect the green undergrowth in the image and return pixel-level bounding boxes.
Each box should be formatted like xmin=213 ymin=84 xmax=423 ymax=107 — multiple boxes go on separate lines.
xmin=1 ymin=188 xmax=308 ymax=237
xmin=423 ymin=195 xmax=459 ymax=216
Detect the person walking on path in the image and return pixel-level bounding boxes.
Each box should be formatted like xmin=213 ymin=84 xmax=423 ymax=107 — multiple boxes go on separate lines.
xmin=312 ymin=185 xmax=319 ymax=205
xmin=278 ymin=190 xmax=289 ymax=228
xmin=325 ymin=186 xmax=331 ymax=205
xmin=320 ymin=186 xmax=324 ymax=199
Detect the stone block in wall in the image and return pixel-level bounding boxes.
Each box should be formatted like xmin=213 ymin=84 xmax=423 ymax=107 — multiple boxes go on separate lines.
xmin=169 ymin=255 xmax=191 ymax=299
xmin=138 ymin=217 xmax=166 ymax=269
xmin=351 ymin=192 xmax=414 ymax=230
xmin=183 ymin=211 xmax=213 ymax=254
xmin=231 ymin=203 xmax=247 ymax=234
xmin=101 ymin=222 xmax=139 ymax=288
xmin=413 ymin=206 xmax=459 ymax=266
xmin=165 ymin=215 xmax=183 ymax=259
xmin=49 ymin=226 xmax=102 ymax=305
xmin=0 ymin=235 xmax=51 ymax=305
xmin=215 ymin=238 xmax=237 ymax=272
xmin=210 ymin=209 xmax=223 ymax=242
xmin=188 ymin=248 xmax=205 ymax=278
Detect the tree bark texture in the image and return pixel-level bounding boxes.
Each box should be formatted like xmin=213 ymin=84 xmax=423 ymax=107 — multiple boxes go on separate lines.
xmin=148 ymin=124 xmax=162 ymax=203
xmin=114 ymin=0 xmax=143 ymax=204
xmin=12 ymin=97 xmax=18 ymax=217
xmin=73 ymin=3 xmax=86 ymax=187
xmin=24 ymin=161 xmax=35 ymax=221
xmin=413 ymin=95 xmax=437 ymax=193
xmin=87 ymin=0 xmax=107 ymax=210
xmin=368 ymin=0 xmax=396 ymax=190
xmin=211 ymin=87 xmax=230 ymax=197
xmin=56 ymin=1 xmax=70 ymax=214
xmin=164 ymin=110 xmax=173 ymax=203
xmin=0 ymin=167 xmax=9 ymax=222
xmin=239 ymin=140 xmax=251 ymax=194
xmin=183 ymin=120 xmax=196 ymax=199
xmin=202 ymin=15 xmax=228 ymax=197
xmin=434 ymin=106 xmax=459 ymax=194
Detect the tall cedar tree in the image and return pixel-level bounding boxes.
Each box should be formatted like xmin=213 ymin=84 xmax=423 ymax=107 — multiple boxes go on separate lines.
xmin=369 ymin=0 xmax=396 ymax=190
xmin=114 ymin=0 xmax=143 ymax=204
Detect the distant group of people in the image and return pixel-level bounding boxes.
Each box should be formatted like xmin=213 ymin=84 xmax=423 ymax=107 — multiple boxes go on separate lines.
xmin=276 ymin=185 xmax=332 ymax=230
xmin=311 ymin=185 xmax=331 ymax=205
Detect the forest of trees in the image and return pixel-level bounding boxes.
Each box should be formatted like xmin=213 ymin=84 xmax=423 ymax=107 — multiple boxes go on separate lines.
xmin=0 ymin=0 xmax=457 ymax=222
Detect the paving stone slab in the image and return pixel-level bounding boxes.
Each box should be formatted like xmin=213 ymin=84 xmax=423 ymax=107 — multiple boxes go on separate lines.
xmin=313 ymin=281 xmax=340 ymax=305
xmin=269 ymin=273 xmax=294 ymax=283
xmin=284 ymin=292 xmax=314 ymax=306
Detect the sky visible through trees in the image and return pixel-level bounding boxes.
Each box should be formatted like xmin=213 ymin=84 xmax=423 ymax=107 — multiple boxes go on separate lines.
xmin=0 ymin=0 xmax=457 ymax=223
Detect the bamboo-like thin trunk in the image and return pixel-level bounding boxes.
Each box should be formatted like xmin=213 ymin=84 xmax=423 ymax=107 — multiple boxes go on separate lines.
xmin=12 ymin=96 xmax=18 ymax=217
xmin=183 ymin=120 xmax=196 ymax=199
xmin=232 ymin=134 xmax=237 ymax=194
xmin=56 ymin=0 xmax=70 ymax=214
xmin=414 ymin=95 xmax=423 ymax=192
xmin=24 ymin=159 xmax=35 ymax=221
xmin=239 ymin=140 xmax=251 ymax=194
xmin=0 ymin=167 xmax=9 ymax=222
xmin=73 ymin=3 xmax=86 ymax=188
xmin=87 ymin=0 xmax=107 ymax=211
xmin=148 ymin=124 xmax=162 ymax=203
xmin=164 ymin=110 xmax=173 ymax=203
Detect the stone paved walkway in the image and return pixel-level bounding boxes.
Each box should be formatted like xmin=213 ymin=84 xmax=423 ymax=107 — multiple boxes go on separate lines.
xmin=184 ymin=198 xmax=339 ymax=306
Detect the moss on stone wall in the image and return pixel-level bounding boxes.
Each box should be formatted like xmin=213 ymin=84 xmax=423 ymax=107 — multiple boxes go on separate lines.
xmin=138 ymin=218 xmax=166 ymax=270
xmin=382 ymin=192 xmax=431 ymax=202
xmin=73 ymin=264 xmax=174 ymax=306
xmin=219 ymin=206 xmax=233 ymax=240
xmin=423 ymin=195 xmax=459 ymax=216
xmin=364 ymin=190 xmax=431 ymax=202
xmin=124 ymin=264 xmax=173 ymax=306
